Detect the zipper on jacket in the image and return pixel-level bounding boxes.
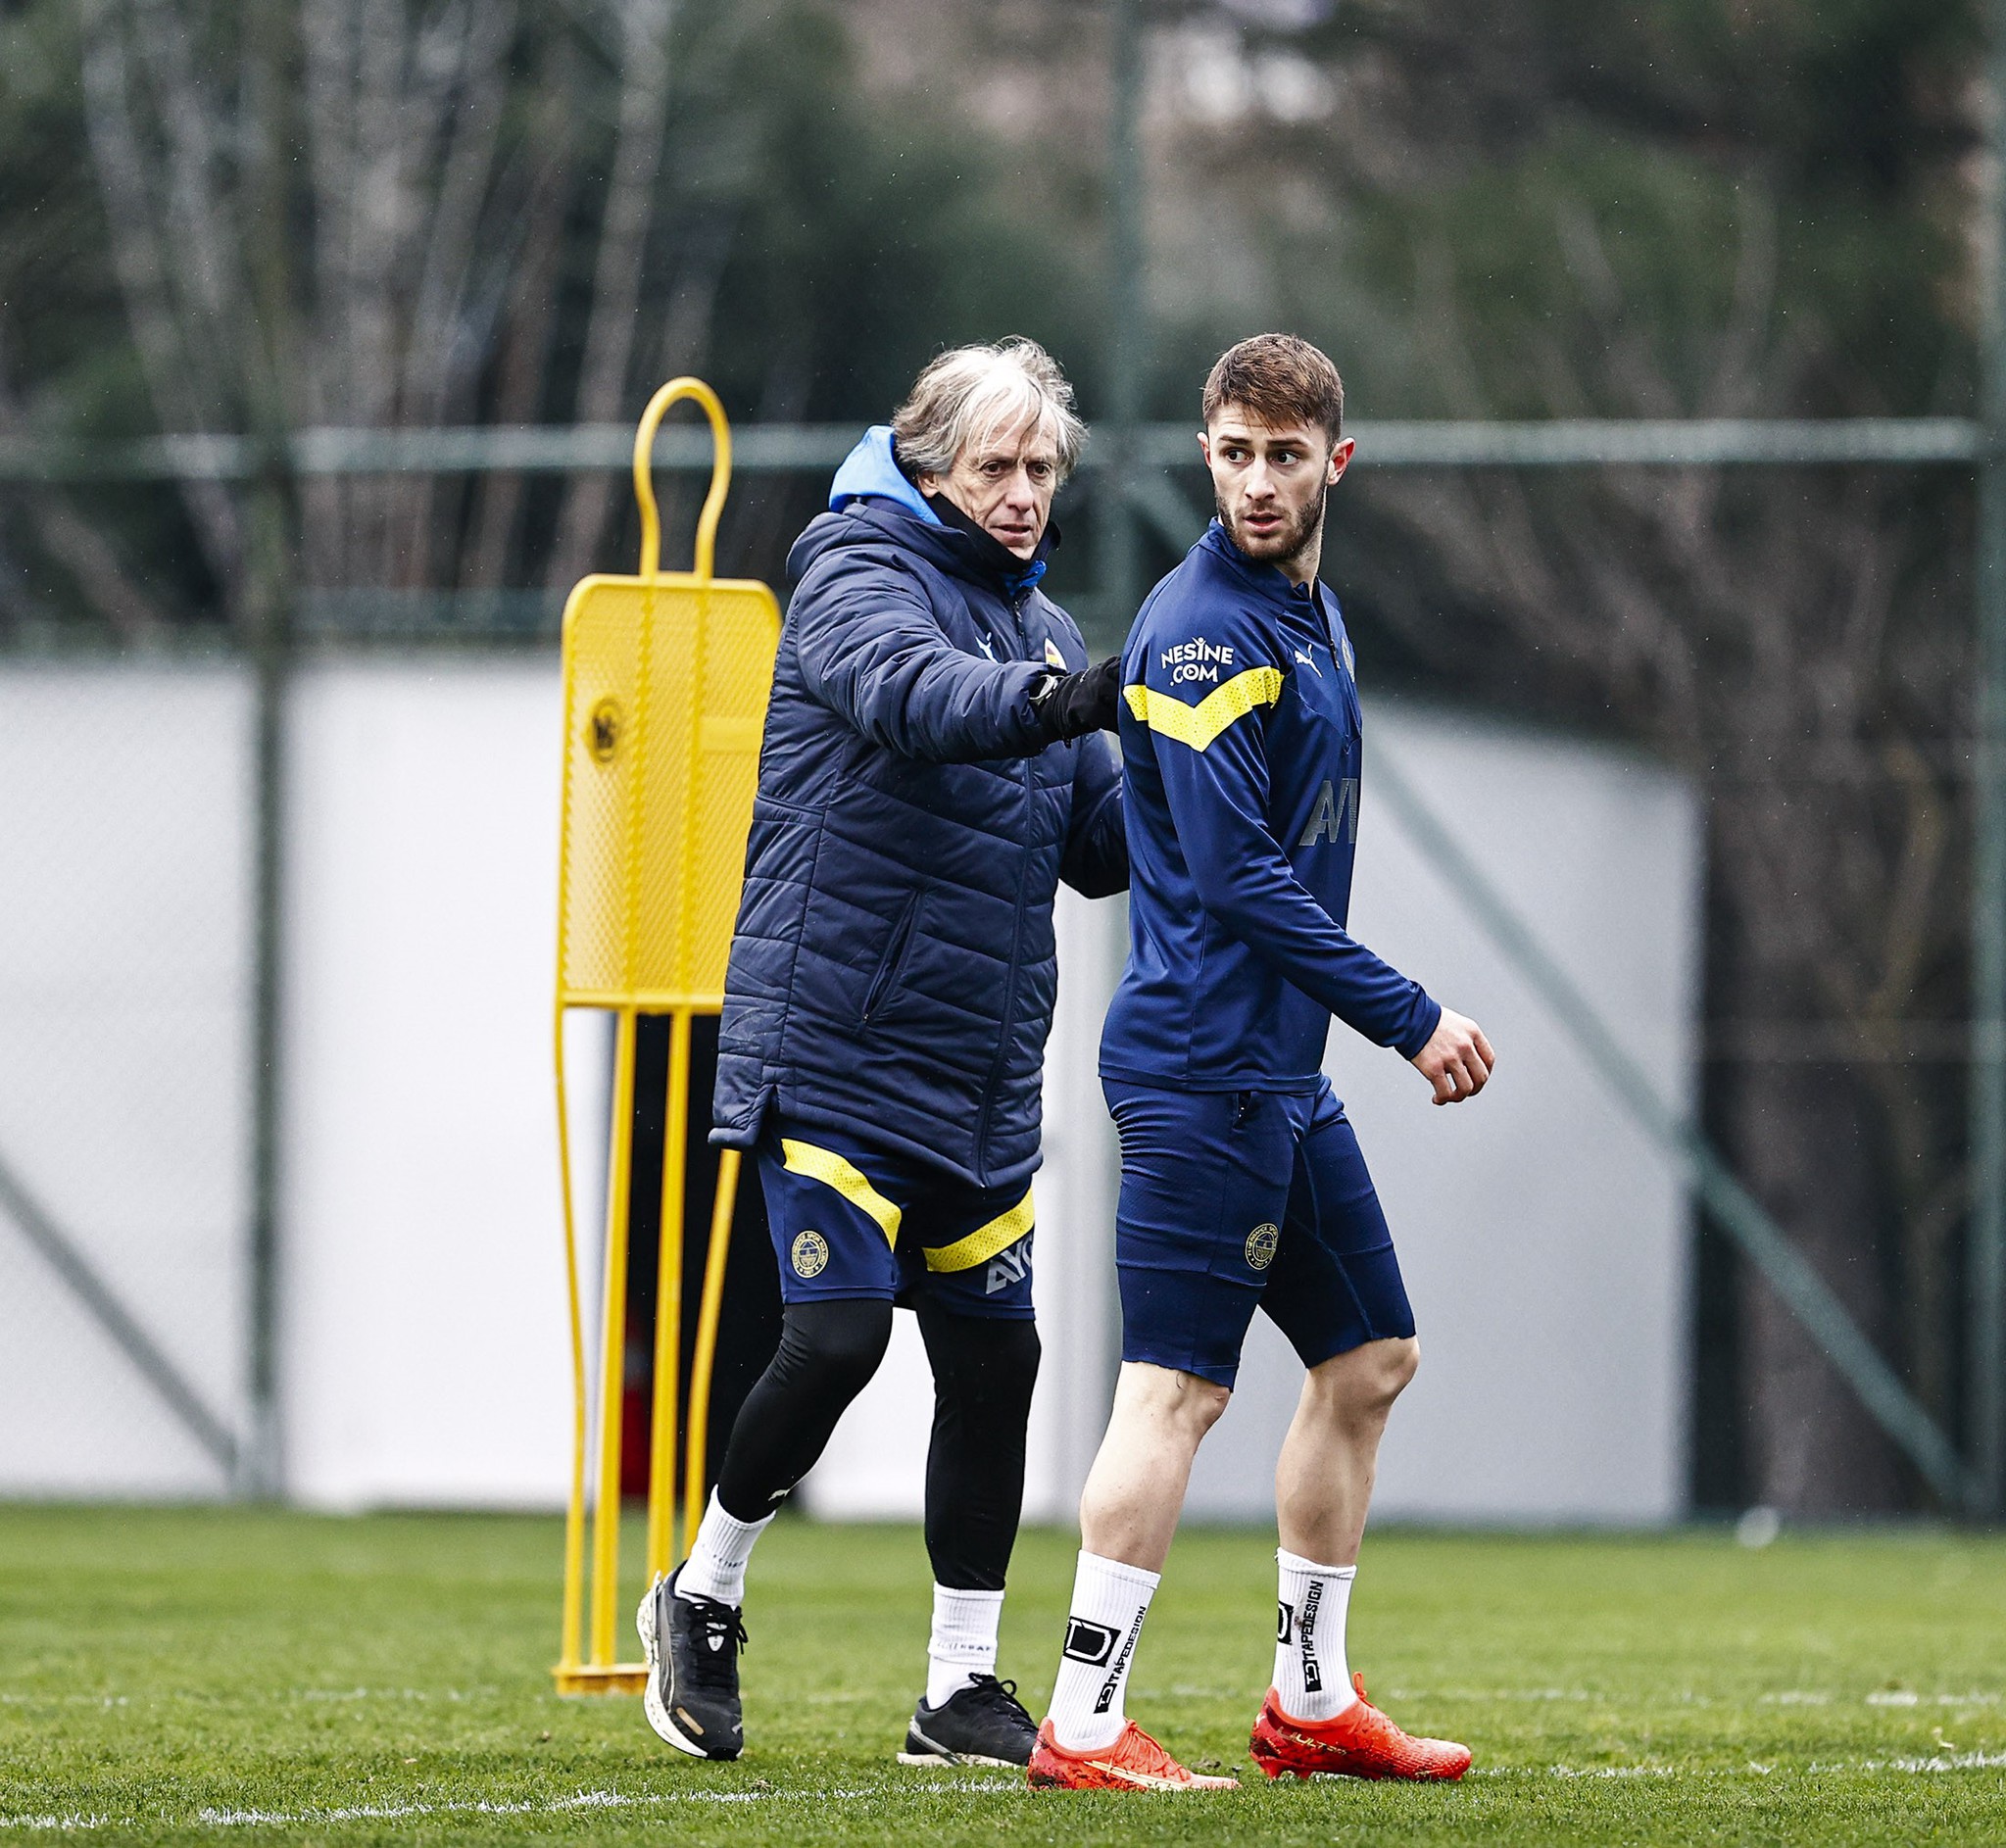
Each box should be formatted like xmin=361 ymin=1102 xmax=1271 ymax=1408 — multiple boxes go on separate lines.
xmin=969 ymin=590 xmax=1048 ymax=1180
xmin=972 ymin=762 xmax=1035 ymax=1183
xmin=861 ymin=891 xmax=922 ymax=1024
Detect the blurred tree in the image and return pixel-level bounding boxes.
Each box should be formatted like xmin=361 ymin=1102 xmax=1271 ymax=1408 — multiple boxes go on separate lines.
xmin=0 ymin=0 xmax=1101 ymax=636
xmin=0 ymin=0 xmax=188 ymax=640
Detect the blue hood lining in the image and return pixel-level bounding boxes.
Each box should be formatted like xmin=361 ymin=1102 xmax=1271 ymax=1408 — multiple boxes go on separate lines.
xmin=829 ymin=425 xmax=941 ymax=527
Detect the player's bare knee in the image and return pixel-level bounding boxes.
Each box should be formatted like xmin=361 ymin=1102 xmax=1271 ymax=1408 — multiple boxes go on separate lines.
xmin=1164 ymin=1368 xmax=1232 ymax=1435
xmin=1121 ymin=1361 xmax=1231 ymax=1442
xmin=1309 ymin=1336 xmax=1417 ymax=1424
xmin=1182 ymin=1372 xmax=1234 ymax=1434
xmin=1360 ymin=1337 xmax=1419 ymax=1414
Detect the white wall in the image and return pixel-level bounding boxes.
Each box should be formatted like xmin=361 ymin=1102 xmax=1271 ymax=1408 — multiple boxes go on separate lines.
xmin=0 ymin=662 xmax=1695 ymax=1524
xmin=277 ymin=658 xmax=588 ymax=1509
xmin=275 ymin=658 xmax=1125 ymax=1517
xmin=0 ymin=664 xmax=251 ymax=1496
xmin=1183 ymin=705 xmax=1699 ymax=1526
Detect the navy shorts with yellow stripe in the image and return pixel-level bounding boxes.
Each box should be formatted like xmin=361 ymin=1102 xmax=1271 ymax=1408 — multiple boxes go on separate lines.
xmin=756 ymin=1118 xmax=1037 ymax=1319
xmin=1104 ymin=1076 xmax=1414 ymax=1387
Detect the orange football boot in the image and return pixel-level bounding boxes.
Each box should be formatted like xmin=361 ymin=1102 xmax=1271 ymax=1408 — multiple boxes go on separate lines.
xmin=1249 ymin=1674 xmax=1471 ymax=1782
xmin=1027 ymin=1718 xmax=1240 ymax=1791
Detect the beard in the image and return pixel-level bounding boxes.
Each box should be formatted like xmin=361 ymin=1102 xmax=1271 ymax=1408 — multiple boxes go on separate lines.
xmin=1217 ymin=489 xmax=1325 ymax=569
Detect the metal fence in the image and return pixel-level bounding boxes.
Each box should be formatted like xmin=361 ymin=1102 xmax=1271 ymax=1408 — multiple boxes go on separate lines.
xmin=7 ymin=0 xmax=2006 ymax=1521
xmin=0 ymin=408 xmax=2000 ymax=1515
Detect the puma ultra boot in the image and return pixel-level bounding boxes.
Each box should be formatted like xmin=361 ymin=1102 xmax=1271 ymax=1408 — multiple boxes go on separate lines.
xmin=637 ymin=1565 xmax=748 ymax=1760
xmin=1249 ymin=1673 xmax=1471 ymax=1781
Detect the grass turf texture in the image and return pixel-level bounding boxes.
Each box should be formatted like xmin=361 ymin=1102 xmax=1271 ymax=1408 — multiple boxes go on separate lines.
xmin=2 ymin=1511 xmax=2003 ymax=1844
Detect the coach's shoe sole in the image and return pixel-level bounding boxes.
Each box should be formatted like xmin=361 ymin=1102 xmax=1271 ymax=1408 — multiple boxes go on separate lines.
xmin=895 ymin=1744 xmax=1018 ymax=1768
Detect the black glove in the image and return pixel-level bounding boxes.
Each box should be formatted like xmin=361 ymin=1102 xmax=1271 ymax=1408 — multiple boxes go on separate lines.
xmin=1030 ymin=655 xmax=1122 ymax=742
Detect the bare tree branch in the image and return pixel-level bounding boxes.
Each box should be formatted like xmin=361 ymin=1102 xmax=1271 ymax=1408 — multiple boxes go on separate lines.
xmin=75 ymin=0 xmax=244 ymax=593
xmin=548 ymin=0 xmax=674 ymax=589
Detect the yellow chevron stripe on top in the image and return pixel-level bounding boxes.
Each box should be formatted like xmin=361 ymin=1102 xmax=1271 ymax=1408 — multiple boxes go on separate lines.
xmin=922 ymin=1189 xmax=1036 ymax=1273
xmin=1124 ymin=665 xmax=1285 ymax=752
xmin=779 ymin=1139 xmax=903 ymax=1247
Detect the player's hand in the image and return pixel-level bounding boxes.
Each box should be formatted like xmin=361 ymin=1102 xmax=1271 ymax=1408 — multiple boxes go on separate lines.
xmin=1409 ymin=1007 xmax=1494 ymax=1105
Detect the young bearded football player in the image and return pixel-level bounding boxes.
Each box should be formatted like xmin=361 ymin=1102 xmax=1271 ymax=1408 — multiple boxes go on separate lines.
xmin=1027 ymin=334 xmax=1495 ymax=1793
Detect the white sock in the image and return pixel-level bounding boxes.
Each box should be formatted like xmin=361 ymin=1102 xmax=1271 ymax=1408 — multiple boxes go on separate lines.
xmin=925 ymin=1583 xmax=1003 ymax=1709
xmin=675 ymin=1491 xmax=773 ymax=1608
xmin=1274 ymin=1548 xmax=1357 ymax=1721
xmin=1045 ymin=1551 xmax=1158 ymax=1751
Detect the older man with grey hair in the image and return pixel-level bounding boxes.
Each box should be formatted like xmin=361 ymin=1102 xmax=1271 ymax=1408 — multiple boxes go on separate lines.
xmin=637 ymin=338 xmax=1127 ymax=1769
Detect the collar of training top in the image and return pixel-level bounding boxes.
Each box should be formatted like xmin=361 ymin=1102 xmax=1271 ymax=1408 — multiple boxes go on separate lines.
xmin=1204 ymin=517 xmax=1328 ymax=608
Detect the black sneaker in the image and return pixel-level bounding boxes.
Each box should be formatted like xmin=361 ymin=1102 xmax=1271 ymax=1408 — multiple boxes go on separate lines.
xmin=636 ymin=1565 xmax=748 ymax=1760
xmin=897 ymin=1674 xmax=1039 ymax=1768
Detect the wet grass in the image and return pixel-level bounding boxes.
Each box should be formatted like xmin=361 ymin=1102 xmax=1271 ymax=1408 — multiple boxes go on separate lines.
xmin=2 ymin=1507 xmax=2003 ymax=1843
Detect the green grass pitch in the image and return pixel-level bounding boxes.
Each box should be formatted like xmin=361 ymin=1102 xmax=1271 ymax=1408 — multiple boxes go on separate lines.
xmin=2 ymin=1508 xmax=2003 ymax=1844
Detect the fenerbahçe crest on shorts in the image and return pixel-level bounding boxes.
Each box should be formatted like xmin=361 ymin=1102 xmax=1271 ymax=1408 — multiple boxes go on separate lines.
xmin=1245 ymin=1221 xmax=1280 ymax=1271
xmin=760 ymin=1129 xmax=1040 ymax=1315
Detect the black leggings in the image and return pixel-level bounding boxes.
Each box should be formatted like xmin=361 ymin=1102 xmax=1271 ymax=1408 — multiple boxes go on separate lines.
xmin=713 ymin=1297 xmax=1041 ymax=1591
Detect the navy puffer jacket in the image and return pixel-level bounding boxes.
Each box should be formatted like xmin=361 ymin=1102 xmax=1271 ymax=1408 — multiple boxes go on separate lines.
xmin=710 ymin=427 xmax=1127 ymax=1190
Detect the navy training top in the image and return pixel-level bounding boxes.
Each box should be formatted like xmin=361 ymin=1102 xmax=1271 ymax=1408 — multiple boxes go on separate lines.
xmin=1100 ymin=519 xmax=1439 ymax=1092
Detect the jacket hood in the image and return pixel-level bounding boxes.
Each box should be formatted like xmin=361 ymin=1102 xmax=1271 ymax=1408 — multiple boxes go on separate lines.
xmin=828 ymin=424 xmax=941 ymax=527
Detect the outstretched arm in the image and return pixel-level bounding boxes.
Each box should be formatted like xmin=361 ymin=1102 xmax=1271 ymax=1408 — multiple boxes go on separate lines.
xmin=793 ymin=549 xmax=1051 ymax=763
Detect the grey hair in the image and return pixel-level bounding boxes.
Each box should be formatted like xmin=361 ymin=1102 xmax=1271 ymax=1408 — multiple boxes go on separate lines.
xmin=890 ymin=337 xmax=1088 ymax=484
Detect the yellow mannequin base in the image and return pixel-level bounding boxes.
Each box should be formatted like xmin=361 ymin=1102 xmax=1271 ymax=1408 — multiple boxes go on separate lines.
xmin=553 ymin=1663 xmax=647 ymax=1695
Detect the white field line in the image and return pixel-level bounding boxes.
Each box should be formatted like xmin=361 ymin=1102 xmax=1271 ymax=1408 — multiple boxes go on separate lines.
xmin=5 ymin=1755 xmax=2006 ymax=1832
xmin=1390 ymin=1687 xmax=2005 ymax=1709
xmin=0 ymin=1780 xmax=1021 ymax=1834
xmin=1467 ymin=1749 xmax=2006 ymax=1781
xmin=291 ymin=1688 xmax=500 ymax=1705
xmin=9 ymin=1685 xmax=1995 ymax=1713
xmin=0 ymin=1698 xmax=129 ymax=1709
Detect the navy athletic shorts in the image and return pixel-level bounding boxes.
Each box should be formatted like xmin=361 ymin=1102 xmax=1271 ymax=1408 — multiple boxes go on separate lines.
xmin=755 ymin=1117 xmax=1037 ymax=1319
xmin=1104 ymin=1076 xmax=1415 ymax=1387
